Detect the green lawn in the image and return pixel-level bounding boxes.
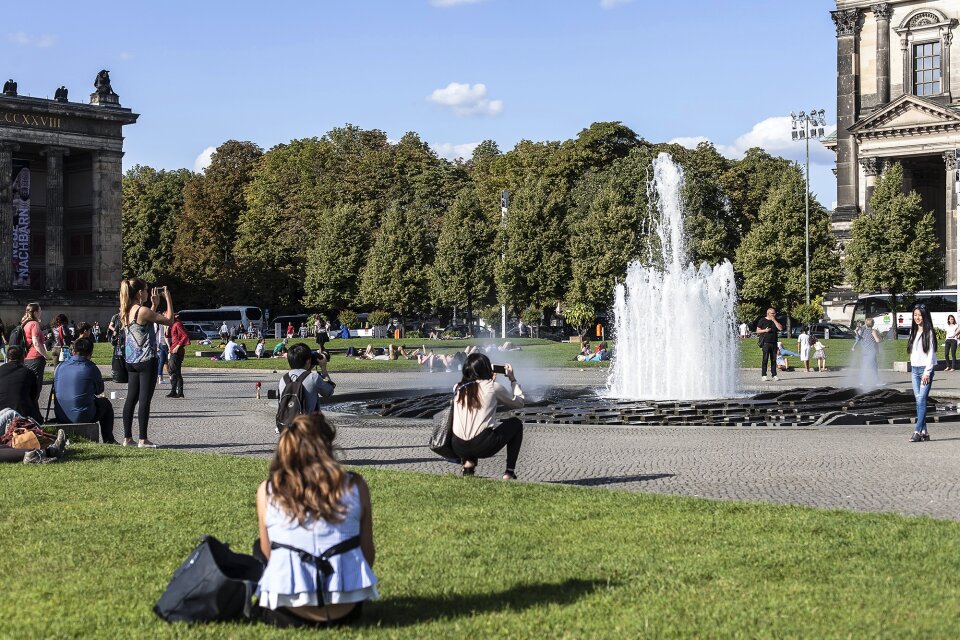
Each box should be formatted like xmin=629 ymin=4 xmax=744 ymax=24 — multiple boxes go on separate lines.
xmin=3 ymin=445 xmax=959 ymax=638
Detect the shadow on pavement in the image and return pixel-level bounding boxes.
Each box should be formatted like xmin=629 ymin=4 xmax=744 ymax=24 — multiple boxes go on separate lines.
xmin=360 ymin=579 xmax=610 ymax=628
xmin=341 ymin=457 xmax=445 ymax=466
xmin=550 ymin=473 xmax=674 ymax=486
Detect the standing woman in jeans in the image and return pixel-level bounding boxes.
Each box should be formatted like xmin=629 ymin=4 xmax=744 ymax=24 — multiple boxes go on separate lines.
xmin=21 ymin=303 xmax=48 ymax=403
xmin=119 ymin=279 xmax=174 ymax=448
xmin=908 ymin=304 xmax=937 ymax=443
xmin=944 ymin=315 xmax=959 ymax=371
xmin=451 ymin=353 xmax=525 ymax=479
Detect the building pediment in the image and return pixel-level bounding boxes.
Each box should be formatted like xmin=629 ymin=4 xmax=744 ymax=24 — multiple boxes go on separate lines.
xmin=849 ymin=95 xmax=960 ymax=139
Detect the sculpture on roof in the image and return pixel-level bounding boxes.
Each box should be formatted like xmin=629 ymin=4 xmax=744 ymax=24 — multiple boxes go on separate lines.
xmin=54 ymin=86 xmax=68 ymax=102
xmin=3 ymin=79 xmax=17 ymax=96
xmin=94 ymin=70 xmax=116 ymax=97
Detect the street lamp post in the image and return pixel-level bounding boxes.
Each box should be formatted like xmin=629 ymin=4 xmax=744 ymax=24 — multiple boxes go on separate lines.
xmin=500 ymin=190 xmax=509 ymax=339
xmin=791 ymin=109 xmax=827 ymax=306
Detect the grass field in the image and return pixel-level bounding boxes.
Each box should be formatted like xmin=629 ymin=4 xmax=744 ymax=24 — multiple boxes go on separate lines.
xmin=3 ymin=444 xmax=959 ymax=638
xmin=75 ymin=336 xmax=921 ymax=375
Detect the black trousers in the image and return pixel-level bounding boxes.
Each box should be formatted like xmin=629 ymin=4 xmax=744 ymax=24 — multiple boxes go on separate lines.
xmin=93 ymin=397 xmax=116 ymax=443
xmin=452 ymin=417 xmax=524 ymax=471
xmin=168 ymin=350 xmax=184 ymax=396
xmin=760 ymin=343 xmax=778 ymax=377
xmin=24 ymin=357 xmax=46 ymax=403
xmin=123 ymin=358 xmax=157 ymax=440
xmin=946 ymin=339 xmax=958 ymax=369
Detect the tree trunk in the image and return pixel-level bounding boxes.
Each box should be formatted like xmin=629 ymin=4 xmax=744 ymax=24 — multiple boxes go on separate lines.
xmin=466 ymin=291 xmax=474 ymax=338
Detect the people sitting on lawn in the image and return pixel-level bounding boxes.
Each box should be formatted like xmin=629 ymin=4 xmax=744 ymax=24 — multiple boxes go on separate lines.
xmin=272 ymin=338 xmax=289 ymax=358
xmin=0 ymin=345 xmax=42 ymax=422
xmin=451 ymin=354 xmax=525 ymax=480
xmin=53 ymin=337 xmax=118 ymax=444
xmin=277 ymin=343 xmax=336 ymax=423
xmin=0 ymin=425 xmax=67 ymax=464
xmin=255 ymin=413 xmax=377 ymax=627
xmin=584 ymin=342 xmax=610 ymax=362
xmin=223 ymin=337 xmax=248 ymax=361
xmin=575 ymin=340 xmax=592 ymax=361
xmin=255 ymin=338 xmax=267 ymax=359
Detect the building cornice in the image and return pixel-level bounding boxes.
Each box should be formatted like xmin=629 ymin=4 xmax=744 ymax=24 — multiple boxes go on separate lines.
xmin=0 ymin=95 xmax=138 ymax=124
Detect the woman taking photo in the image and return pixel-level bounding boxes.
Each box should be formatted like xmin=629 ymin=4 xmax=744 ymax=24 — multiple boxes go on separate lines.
xmin=451 ymin=353 xmax=525 ymax=479
xmin=21 ymin=303 xmax=48 ymax=402
xmin=119 ymin=279 xmax=174 ymax=448
xmin=908 ymin=304 xmax=937 ymax=442
xmin=256 ymin=414 xmax=377 ymax=628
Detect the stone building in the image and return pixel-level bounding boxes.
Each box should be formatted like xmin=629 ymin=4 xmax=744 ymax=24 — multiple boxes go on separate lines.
xmin=826 ymin=1 xmax=960 ymax=287
xmin=0 ymin=71 xmax=137 ymax=325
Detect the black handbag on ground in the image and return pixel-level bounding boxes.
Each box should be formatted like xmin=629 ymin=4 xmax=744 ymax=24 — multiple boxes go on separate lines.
xmin=429 ymin=397 xmax=457 ymax=459
xmin=154 ymin=535 xmax=264 ymax=623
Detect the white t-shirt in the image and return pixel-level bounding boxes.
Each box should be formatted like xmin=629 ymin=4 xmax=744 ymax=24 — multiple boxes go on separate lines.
xmin=224 ymin=340 xmax=241 ymax=360
xmin=452 ymin=379 xmax=525 ymax=441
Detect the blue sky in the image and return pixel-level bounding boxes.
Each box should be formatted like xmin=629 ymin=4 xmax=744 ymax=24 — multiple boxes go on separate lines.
xmin=3 ymin=0 xmax=838 ymax=205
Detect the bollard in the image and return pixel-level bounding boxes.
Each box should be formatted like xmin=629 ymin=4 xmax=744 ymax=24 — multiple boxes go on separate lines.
xmin=256 ymin=381 xmax=262 ymax=399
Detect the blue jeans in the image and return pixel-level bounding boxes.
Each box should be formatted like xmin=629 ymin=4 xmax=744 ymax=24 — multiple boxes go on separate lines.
xmin=911 ymin=367 xmax=934 ymax=433
xmin=157 ymin=344 xmax=169 ymax=379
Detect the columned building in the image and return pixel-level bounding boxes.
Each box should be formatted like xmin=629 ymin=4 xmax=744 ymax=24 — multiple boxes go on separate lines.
xmin=0 ymin=71 xmax=137 ymax=324
xmin=826 ymin=1 xmax=960 ymax=287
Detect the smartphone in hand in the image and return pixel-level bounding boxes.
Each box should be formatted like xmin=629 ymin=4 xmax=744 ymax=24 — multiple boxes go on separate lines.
xmin=492 ymin=364 xmax=507 ymax=374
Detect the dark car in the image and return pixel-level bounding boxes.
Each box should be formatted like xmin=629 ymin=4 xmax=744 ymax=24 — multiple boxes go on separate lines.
xmin=791 ymin=322 xmax=854 ymax=339
xmin=180 ymin=322 xmax=210 ymax=341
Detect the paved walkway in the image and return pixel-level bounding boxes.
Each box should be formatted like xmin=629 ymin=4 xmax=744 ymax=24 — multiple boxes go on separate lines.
xmin=93 ymin=366 xmax=960 ymax=521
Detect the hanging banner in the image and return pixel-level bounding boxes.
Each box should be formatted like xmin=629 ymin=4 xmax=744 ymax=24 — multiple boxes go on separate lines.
xmin=11 ymin=161 xmax=31 ymax=288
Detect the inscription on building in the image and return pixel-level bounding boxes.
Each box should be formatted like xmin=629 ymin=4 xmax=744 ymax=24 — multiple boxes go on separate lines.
xmin=0 ymin=111 xmax=61 ymax=129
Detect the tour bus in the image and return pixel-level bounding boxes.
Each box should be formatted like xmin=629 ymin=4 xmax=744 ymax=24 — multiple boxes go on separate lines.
xmin=176 ymin=306 xmax=264 ymax=336
xmin=846 ymin=290 xmax=958 ymax=335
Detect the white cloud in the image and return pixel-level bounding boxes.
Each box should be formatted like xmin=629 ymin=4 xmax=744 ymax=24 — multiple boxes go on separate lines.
xmin=119 ymin=52 xmax=133 ymax=60
xmin=430 ymin=0 xmax=485 ymax=6
xmin=671 ymin=116 xmax=836 ymax=165
xmin=194 ymin=146 xmax=215 ymax=173
xmin=7 ymin=32 xmax=55 ymax=48
xmin=431 ymin=141 xmax=481 ymax=161
xmin=427 ymin=82 xmax=503 ymax=117
xmin=600 ymin=0 xmax=633 ymax=8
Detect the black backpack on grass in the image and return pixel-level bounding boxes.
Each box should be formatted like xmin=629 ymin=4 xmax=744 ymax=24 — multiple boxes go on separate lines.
xmin=154 ymin=535 xmax=263 ymax=623
xmin=275 ymin=372 xmax=308 ymax=432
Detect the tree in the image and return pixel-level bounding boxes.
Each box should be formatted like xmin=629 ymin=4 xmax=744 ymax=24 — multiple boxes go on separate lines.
xmin=563 ymin=303 xmax=595 ymax=340
xmin=359 ymin=202 xmax=432 ymax=319
xmin=174 ymin=140 xmax=262 ymax=304
xmin=735 ymin=167 xmax=841 ymax=330
xmin=845 ymin=162 xmax=943 ymax=331
xmin=430 ymin=188 xmax=496 ymax=333
xmin=122 ymin=165 xmax=192 ymax=283
xmin=302 ymin=204 xmax=368 ymax=314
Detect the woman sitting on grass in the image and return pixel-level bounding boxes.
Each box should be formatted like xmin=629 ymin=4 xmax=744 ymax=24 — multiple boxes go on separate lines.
xmin=255 ymin=414 xmax=378 ymax=628
xmin=451 ymin=353 xmax=525 ymax=479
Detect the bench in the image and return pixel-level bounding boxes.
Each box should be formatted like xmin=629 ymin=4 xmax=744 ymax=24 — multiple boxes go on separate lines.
xmin=893 ymin=361 xmax=949 ymax=373
xmin=45 ymin=422 xmax=100 ymax=443
xmin=194 ymin=350 xmax=222 ymax=357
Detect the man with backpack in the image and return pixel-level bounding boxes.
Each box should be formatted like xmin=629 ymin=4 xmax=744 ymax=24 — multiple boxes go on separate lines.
xmin=275 ymin=343 xmax=335 ymax=433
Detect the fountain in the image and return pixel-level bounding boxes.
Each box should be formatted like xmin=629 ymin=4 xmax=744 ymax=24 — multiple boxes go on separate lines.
xmin=606 ymin=154 xmax=739 ymax=400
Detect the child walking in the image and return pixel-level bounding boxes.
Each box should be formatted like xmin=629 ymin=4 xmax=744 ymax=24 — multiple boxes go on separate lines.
xmin=812 ymin=337 xmax=827 ymax=372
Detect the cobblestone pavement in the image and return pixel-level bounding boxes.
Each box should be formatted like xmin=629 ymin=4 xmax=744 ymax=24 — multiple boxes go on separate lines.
xmin=94 ymin=366 xmax=960 ymax=521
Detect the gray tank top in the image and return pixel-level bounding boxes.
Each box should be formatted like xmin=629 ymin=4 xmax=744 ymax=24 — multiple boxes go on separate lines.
xmin=124 ymin=305 xmax=156 ymax=363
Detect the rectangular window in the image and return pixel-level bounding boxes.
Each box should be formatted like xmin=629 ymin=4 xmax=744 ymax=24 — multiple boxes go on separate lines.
xmin=914 ymin=42 xmax=942 ymax=96
xmin=65 ymin=269 xmax=91 ymax=291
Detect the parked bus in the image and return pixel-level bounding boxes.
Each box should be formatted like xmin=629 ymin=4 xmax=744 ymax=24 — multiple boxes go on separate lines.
xmin=177 ymin=306 xmax=264 ymax=336
xmin=846 ymin=290 xmax=957 ymax=335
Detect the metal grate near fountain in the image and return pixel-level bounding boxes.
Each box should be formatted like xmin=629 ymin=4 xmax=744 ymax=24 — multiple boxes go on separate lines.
xmin=607 ymin=153 xmax=739 ymax=401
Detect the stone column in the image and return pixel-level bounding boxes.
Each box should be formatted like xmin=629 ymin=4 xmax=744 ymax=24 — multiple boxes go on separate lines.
xmin=860 ymin=157 xmax=881 ymax=213
xmin=901 ymin=34 xmax=911 ymax=96
xmin=872 ymin=3 xmax=893 ymax=104
xmin=942 ymin=30 xmax=953 ymax=100
xmin=0 ymin=142 xmax=18 ymax=290
xmin=91 ymin=149 xmax=124 ymax=293
xmin=43 ymin=146 xmax=69 ymax=292
xmin=833 ymin=8 xmax=864 ymax=218
xmin=945 ymin=151 xmax=958 ymax=286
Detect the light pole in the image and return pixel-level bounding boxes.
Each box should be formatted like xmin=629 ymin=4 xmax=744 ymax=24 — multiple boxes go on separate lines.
xmin=500 ymin=190 xmax=509 ymax=339
xmin=791 ymin=109 xmax=826 ymax=306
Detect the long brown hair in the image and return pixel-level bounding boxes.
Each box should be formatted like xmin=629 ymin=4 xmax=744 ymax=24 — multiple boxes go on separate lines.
xmin=20 ymin=302 xmax=40 ymax=326
xmin=456 ymin=353 xmax=495 ymax=412
xmin=119 ymin=278 xmax=146 ymax=327
xmin=267 ymin=414 xmax=348 ymax=526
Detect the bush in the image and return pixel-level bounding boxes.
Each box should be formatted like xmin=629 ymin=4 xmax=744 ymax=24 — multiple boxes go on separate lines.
xmin=368 ymin=310 xmax=391 ymax=327
xmin=564 ymin=302 xmax=595 ymax=339
xmin=443 ymin=329 xmax=463 ymax=338
xmin=405 ymin=330 xmax=423 ymax=339
xmin=735 ymin=302 xmax=761 ymax=325
xmin=521 ymin=305 xmax=542 ymax=326
xmin=338 ymin=309 xmax=359 ymax=329
xmin=935 ymin=327 xmax=947 ymax=344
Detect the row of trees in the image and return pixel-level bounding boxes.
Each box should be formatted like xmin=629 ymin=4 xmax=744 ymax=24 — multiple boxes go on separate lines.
xmin=121 ymin=121 xmax=943 ymax=328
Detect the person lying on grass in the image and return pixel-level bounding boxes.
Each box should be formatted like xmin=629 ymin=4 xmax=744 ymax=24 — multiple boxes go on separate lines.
xmin=0 ymin=426 xmax=67 ymax=464
xmin=255 ymin=414 xmax=378 ymax=628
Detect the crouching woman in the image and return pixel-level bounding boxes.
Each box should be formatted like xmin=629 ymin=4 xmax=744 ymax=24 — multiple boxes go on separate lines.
xmin=451 ymin=353 xmax=526 ymax=479
xmin=255 ymin=414 xmax=378 ymax=628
